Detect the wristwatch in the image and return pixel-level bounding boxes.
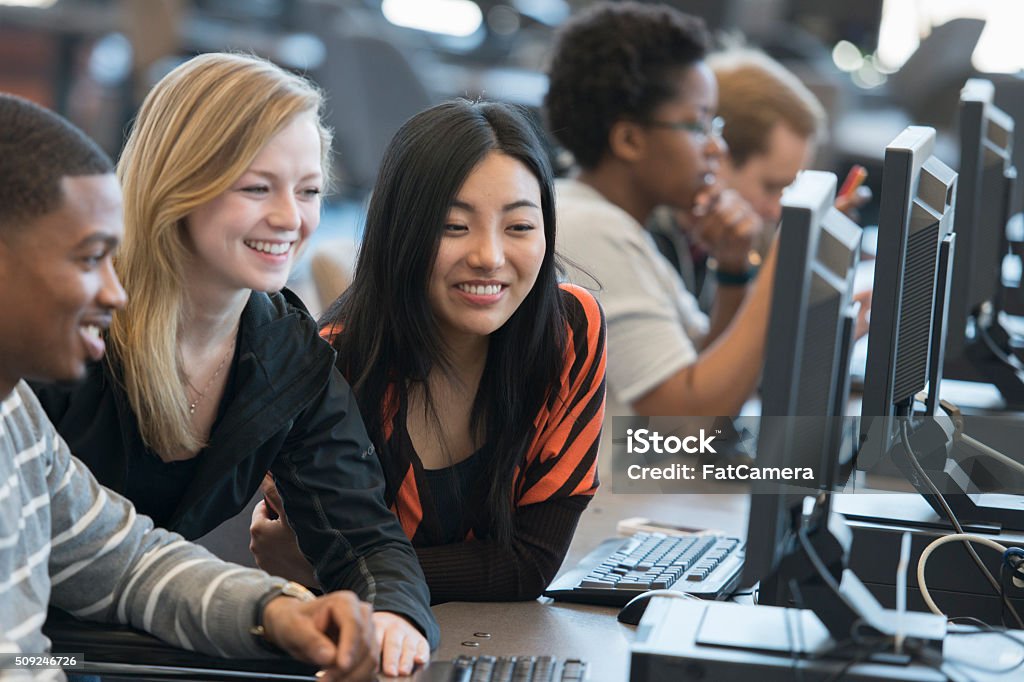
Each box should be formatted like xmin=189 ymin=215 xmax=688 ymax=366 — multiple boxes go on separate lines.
xmin=708 ymin=250 xmax=762 ymax=286
xmin=250 ymin=580 xmax=316 ymax=641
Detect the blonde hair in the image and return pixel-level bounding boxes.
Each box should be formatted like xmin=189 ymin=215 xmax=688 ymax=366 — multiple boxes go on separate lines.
xmin=112 ymin=52 xmax=331 ymax=457
xmin=708 ymin=48 xmax=826 ymax=167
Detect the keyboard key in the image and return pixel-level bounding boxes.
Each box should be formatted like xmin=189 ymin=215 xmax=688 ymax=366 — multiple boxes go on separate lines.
xmin=561 ymin=660 xmax=586 ymax=681
xmin=513 ymin=657 xmax=535 ymax=681
xmin=533 ymin=657 xmax=556 ymax=682
xmin=470 ymin=656 xmax=496 ymax=682
xmin=453 ymin=655 xmax=587 ymax=682
xmin=493 ymin=657 xmax=515 ymax=682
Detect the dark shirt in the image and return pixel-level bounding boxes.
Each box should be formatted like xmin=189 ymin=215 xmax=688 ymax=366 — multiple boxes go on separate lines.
xmin=127 ymin=450 xmax=204 ymax=526
xmin=124 ymin=339 xmax=238 ymax=527
xmin=340 ymin=285 xmax=607 ymax=604
xmin=422 ymin=450 xmax=488 ymax=545
xmin=32 ymin=289 xmax=439 ymax=647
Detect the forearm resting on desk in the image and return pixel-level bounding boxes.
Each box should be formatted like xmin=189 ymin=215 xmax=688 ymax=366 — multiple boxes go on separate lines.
xmin=417 ymin=495 xmax=590 ymax=603
xmin=631 ymin=236 xmax=777 ymax=417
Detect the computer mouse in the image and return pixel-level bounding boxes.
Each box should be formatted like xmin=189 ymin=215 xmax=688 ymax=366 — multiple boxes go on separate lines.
xmin=616 ymin=589 xmax=695 ymax=625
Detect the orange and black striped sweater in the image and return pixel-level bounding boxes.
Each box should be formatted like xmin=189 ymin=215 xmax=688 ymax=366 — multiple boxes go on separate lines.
xmin=326 ymin=284 xmax=606 ymax=603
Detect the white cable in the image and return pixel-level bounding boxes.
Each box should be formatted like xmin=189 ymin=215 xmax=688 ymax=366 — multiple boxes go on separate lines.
xmin=917 ymin=533 xmax=1008 ymax=616
xmin=960 ymin=433 xmax=1024 ymax=478
xmin=895 ymin=532 xmax=912 ymax=654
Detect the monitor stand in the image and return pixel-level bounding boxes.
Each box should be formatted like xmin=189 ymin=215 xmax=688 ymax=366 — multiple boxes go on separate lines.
xmin=630 ymin=598 xmax=1023 ymax=682
xmin=893 ymin=412 xmax=1024 ymax=533
xmin=755 ymin=511 xmax=945 ymax=654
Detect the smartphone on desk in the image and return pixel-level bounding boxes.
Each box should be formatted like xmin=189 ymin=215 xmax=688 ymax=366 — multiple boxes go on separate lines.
xmin=616 ymin=516 xmax=726 ymax=537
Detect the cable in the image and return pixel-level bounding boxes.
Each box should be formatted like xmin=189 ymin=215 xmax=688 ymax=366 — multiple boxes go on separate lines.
xmin=917 ymin=533 xmax=1009 ymax=616
xmin=904 ymin=641 xmax=965 ymax=682
xmin=1005 ymin=547 xmax=1024 ymax=587
xmin=821 ymin=640 xmax=891 ymax=682
xmin=899 ymin=421 xmax=1024 ymax=628
xmin=796 ymin=526 xmax=843 ymax=597
xmin=942 ymin=617 xmax=1024 ymax=675
xmin=786 ymin=578 xmax=807 ymax=682
xmin=978 ymin=321 xmax=1024 ymax=375
xmin=895 ymin=531 xmax=912 ymax=654
xmin=960 ymin=433 xmax=1024 ymax=478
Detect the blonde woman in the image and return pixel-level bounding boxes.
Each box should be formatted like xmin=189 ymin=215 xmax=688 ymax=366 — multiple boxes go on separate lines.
xmin=32 ymin=53 xmax=435 ymax=674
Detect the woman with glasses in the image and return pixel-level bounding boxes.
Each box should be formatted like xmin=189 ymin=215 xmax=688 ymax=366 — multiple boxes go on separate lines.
xmin=545 ymin=1 xmax=778 ymax=418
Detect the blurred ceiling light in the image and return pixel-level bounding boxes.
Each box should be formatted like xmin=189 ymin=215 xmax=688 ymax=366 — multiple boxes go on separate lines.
xmin=513 ymin=0 xmax=569 ymax=26
xmin=382 ymin=0 xmax=483 ymax=38
xmin=851 ymin=62 xmax=887 ymax=89
xmin=88 ymin=33 xmax=132 ymax=86
xmin=868 ymin=53 xmax=898 ymax=76
xmin=876 ymin=0 xmax=918 ymax=71
xmin=488 ymin=5 xmax=520 ymax=36
xmin=831 ymin=40 xmax=864 ymax=73
xmin=276 ymin=34 xmax=326 ymax=71
xmin=0 ymin=0 xmax=57 ymax=6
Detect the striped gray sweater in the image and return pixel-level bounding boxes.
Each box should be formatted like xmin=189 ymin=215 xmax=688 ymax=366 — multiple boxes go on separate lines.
xmin=1 ymin=382 xmax=286 ymax=680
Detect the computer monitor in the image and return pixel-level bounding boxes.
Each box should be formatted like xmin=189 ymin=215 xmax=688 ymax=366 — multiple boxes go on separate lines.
xmin=861 ymin=126 xmax=957 ymax=445
xmin=857 ymin=127 xmax=1024 ymax=531
xmin=745 ymin=170 xmax=861 ymax=598
xmin=942 ymin=79 xmax=1015 ymax=378
xmin=993 ymin=73 xmax=1024 ymax=217
xmin=741 ymin=170 xmax=947 ymax=651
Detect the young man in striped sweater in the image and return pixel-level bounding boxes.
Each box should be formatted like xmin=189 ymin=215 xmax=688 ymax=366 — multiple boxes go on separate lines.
xmin=0 ymin=93 xmax=375 ymax=681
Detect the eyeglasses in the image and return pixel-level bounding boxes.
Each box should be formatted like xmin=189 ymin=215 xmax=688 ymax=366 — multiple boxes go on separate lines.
xmin=644 ymin=116 xmax=724 ymax=140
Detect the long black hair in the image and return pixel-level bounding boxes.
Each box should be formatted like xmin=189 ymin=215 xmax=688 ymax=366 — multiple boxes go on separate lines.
xmin=321 ymin=100 xmax=566 ymax=543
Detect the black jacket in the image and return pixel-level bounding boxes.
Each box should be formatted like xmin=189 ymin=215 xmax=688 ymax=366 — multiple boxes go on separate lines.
xmin=33 ymin=290 xmax=439 ymax=647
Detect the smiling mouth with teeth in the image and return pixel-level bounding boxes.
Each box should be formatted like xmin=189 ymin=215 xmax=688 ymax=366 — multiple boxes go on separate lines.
xmin=244 ymin=240 xmax=293 ymax=255
xmin=82 ymin=324 xmax=102 ymax=340
xmin=457 ymin=283 xmax=503 ymax=296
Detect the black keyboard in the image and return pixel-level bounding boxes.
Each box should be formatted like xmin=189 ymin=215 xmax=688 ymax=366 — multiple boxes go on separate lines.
xmin=416 ymin=656 xmax=586 ymax=682
xmin=544 ymin=532 xmax=744 ymax=606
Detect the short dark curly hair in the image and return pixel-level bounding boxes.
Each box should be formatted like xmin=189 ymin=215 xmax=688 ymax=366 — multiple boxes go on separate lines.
xmin=544 ymin=2 xmax=709 ymax=169
xmin=0 ymin=94 xmax=113 ymax=235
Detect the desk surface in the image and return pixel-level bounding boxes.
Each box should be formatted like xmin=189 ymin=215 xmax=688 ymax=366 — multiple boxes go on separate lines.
xmin=427 ymin=486 xmax=750 ymax=682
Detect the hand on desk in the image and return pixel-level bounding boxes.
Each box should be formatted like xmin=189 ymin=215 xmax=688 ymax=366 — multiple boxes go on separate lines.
xmin=372 ymin=611 xmax=431 ymax=678
xmin=262 ymin=590 xmax=376 ymax=681
xmin=251 ymin=475 xmax=430 ymax=676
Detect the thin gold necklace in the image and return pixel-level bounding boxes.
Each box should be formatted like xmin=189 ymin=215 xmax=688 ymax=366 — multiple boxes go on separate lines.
xmin=186 ymin=337 xmax=236 ymax=415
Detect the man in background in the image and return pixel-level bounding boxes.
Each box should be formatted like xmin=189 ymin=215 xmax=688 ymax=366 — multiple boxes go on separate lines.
xmin=659 ymin=48 xmax=869 ymax=332
xmin=712 ymin=48 xmax=828 ymax=228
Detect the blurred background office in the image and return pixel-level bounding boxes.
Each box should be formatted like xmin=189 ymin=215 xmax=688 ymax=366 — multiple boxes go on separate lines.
xmin=3 ymin=0 xmax=1024 ymax=312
